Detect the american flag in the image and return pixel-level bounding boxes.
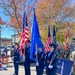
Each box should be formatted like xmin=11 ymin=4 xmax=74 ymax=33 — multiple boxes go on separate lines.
xmin=25 ymin=16 xmax=29 ymax=42
xmin=20 ymin=12 xmax=29 ymax=55
xmin=45 ymin=26 xmax=52 ymax=52
xmin=65 ymin=24 xmax=70 ymax=50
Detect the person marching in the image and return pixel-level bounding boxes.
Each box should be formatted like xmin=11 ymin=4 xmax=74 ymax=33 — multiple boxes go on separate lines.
xmin=45 ymin=43 xmax=58 ymax=75
xmin=23 ymin=40 xmax=31 ymax=75
xmin=4 ymin=45 xmax=8 ymax=56
xmin=13 ymin=43 xmax=20 ymax=75
xmin=35 ymin=46 xmax=45 ymax=75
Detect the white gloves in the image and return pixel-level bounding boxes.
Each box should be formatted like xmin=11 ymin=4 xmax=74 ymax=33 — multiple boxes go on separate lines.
xmin=35 ymin=51 xmax=38 ymax=55
xmin=48 ymin=65 xmax=53 ymax=69
xmin=16 ymin=61 xmax=19 ymax=63
xmin=22 ymin=56 xmax=25 ymax=62
xmin=36 ymin=61 xmax=39 ymax=66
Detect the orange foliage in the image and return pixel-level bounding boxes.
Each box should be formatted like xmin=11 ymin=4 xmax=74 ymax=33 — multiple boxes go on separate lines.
xmin=36 ymin=0 xmax=75 ymax=26
xmin=0 ymin=0 xmax=32 ymax=33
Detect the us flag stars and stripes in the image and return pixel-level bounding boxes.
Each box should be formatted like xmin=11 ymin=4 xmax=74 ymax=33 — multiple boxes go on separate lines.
xmin=20 ymin=12 xmax=29 ymax=55
xmin=45 ymin=25 xmax=52 ymax=52
xmin=25 ymin=16 xmax=29 ymax=42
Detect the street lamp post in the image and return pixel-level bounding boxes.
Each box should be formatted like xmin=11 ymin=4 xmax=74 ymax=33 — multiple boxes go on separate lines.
xmin=0 ymin=26 xmax=2 ymax=62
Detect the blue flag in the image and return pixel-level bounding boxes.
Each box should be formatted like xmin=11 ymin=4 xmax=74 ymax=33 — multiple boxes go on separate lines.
xmin=56 ymin=58 xmax=73 ymax=75
xmin=30 ymin=9 xmax=44 ymax=61
xmin=53 ymin=25 xmax=56 ymax=44
xmin=48 ymin=25 xmax=50 ymax=37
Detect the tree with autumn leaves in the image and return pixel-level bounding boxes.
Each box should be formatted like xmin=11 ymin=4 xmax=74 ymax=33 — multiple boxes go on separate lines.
xmin=0 ymin=0 xmax=34 ymax=33
xmin=36 ymin=0 xmax=75 ymax=25
xmin=36 ymin=0 xmax=75 ymax=42
xmin=0 ymin=0 xmax=75 ymax=42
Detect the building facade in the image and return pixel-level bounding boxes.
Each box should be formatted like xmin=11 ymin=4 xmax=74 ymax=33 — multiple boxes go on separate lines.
xmin=1 ymin=38 xmax=12 ymax=46
xmin=11 ymin=34 xmax=20 ymax=45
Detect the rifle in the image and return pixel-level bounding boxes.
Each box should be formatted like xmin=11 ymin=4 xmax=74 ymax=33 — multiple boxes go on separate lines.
xmin=65 ymin=50 xmax=70 ymax=59
xmin=48 ymin=47 xmax=58 ymax=68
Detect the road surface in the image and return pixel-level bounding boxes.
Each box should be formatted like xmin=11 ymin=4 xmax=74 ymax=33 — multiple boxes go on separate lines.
xmin=0 ymin=63 xmax=46 ymax=75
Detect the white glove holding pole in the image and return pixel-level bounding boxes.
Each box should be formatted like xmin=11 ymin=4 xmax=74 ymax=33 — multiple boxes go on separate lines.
xmin=36 ymin=61 xmax=39 ymax=66
xmin=22 ymin=55 xmax=25 ymax=62
xmin=48 ymin=65 xmax=53 ymax=69
xmin=35 ymin=50 xmax=38 ymax=55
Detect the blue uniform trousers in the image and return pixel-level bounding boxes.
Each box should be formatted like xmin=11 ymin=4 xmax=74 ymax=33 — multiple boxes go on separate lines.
xmin=24 ymin=59 xmax=31 ymax=75
xmin=14 ymin=61 xmax=19 ymax=75
xmin=46 ymin=65 xmax=57 ymax=75
xmin=36 ymin=66 xmax=44 ymax=75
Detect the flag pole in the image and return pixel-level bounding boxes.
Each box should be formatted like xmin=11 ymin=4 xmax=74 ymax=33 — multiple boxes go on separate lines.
xmin=22 ymin=3 xmax=26 ymax=61
xmin=23 ymin=14 xmax=27 ymax=62
xmin=35 ymin=43 xmax=39 ymax=66
xmin=23 ymin=0 xmax=26 ymax=60
xmin=52 ymin=24 xmax=53 ymax=43
xmin=23 ymin=0 xmax=27 ymax=60
xmin=33 ymin=9 xmax=38 ymax=64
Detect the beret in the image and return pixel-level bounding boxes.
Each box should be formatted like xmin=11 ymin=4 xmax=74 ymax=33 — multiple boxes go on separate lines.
xmin=15 ymin=43 xmax=19 ymax=46
xmin=49 ymin=43 xmax=56 ymax=48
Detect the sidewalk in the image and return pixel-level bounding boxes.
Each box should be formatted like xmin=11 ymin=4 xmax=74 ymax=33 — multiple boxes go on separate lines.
xmin=0 ymin=51 xmax=46 ymax=75
xmin=0 ymin=63 xmax=46 ymax=75
xmin=0 ymin=63 xmax=35 ymax=75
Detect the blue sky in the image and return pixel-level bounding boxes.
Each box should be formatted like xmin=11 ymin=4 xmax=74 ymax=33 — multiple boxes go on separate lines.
xmin=0 ymin=0 xmax=34 ymax=39
xmin=1 ymin=26 xmax=15 ymax=39
xmin=0 ymin=0 xmax=75 ymax=39
xmin=0 ymin=5 xmax=17 ymax=39
xmin=0 ymin=13 xmax=14 ymax=39
xmin=0 ymin=9 xmax=15 ymax=39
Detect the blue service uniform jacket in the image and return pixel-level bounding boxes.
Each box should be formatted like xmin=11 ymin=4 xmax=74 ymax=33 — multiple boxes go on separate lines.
xmin=35 ymin=51 xmax=45 ymax=75
xmin=13 ymin=48 xmax=20 ymax=75
xmin=45 ymin=51 xmax=58 ymax=75
xmin=25 ymin=47 xmax=30 ymax=60
xmin=37 ymin=51 xmax=45 ymax=67
xmin=13 ymin=48 xmax=20 ymax=63
xmin=24 ymin=47 xmax=31 ymax=75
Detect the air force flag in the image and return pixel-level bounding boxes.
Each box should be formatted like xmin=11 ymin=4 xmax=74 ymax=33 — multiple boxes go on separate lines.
xmin=56 ymin=58 xmax=73 ymax=75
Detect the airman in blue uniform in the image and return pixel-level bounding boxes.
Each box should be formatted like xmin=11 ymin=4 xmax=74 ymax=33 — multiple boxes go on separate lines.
xmin=35 ymin=47 xmax=45 ymax=75
xmin=45 ymin=43 xmax=58 ymax=75
xmin=13 ymin=43 xmax=20 ymax=75
xmin=23 ymin=40 xmax=31 ymax=75
xmin=4 ymin=46 xmax=8 ymax=56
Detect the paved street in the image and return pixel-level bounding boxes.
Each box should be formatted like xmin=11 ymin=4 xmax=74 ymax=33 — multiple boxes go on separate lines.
xmin=0 ymin=63 xmax=46 ymax=75
xmin=0 ymin=51 xmax=46 ymax=75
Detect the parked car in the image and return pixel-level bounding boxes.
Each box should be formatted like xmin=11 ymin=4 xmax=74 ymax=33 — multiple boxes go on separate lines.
xmin=7 ymin=46 xmax=11 ymax=50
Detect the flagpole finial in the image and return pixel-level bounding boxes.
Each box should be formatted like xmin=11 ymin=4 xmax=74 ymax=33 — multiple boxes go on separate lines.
xmin=33 ymin=8 xmax=36 ymax=17
xmin=33 ymin=8 xmax=35 ymax=10
xmin=33 ymin=8 xmax=35 ymax=13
